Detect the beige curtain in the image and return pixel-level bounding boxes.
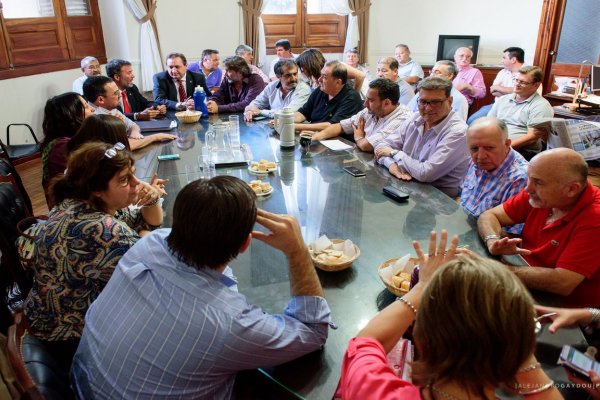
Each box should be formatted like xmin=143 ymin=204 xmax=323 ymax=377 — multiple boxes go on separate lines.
xmin=348 ymin=0 xmax=371 ymax=64
xmin=142 ymin=0 xmax=164 ymax=66
xmin=239 ymin=0 xmax=263 ymax=65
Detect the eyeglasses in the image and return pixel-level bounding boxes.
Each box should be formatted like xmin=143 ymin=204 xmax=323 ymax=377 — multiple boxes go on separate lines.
xmin=104 ymin=142 xmax=126 ymax=159
xmin=418 ymin=98 xmax=447 ymax=107
xmin=513 ymin=78 xmax=535 ymax=86
xmin=86 ymin=65 xmax=100 ymax=70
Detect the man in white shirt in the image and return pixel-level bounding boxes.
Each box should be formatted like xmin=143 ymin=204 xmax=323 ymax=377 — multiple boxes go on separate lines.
xmin=467 ymin=47 xmax=527 ymax=124
xmin=83 ymin=75 xmax=143 ymax=139
xmin=394 ymin=44 xmax=424 ymax=88
xmin=313 ymin=78 xmax=412 ymax=152
xmin=269 ymin=39 xmax=296 ymax=81
xmin=244 ymin=60 xmax=310 ymax=121
xmin=72 ymin=56 xmax=101 ymax=95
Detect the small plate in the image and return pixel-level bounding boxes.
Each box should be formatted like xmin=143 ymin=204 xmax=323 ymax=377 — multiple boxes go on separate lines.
xmin=256 ymin=186 xmax=274 ymax=197
xmin=248 ymin=165 xmax=277 ymax=175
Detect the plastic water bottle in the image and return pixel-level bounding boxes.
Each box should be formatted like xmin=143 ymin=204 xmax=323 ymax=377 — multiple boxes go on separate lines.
xmin=193 ymin=86 xmax=208 ymax=116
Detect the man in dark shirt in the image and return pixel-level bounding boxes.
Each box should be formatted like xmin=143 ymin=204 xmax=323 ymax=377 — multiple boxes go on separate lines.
xmin=293 ymin=60 xmax=363 ymax=132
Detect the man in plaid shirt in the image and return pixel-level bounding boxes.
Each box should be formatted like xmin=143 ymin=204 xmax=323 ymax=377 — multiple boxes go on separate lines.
xmin=461 ymin=117 xmax=528 ymax=233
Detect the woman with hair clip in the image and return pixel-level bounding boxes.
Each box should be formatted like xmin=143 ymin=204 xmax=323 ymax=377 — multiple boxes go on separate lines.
xmin=340 ymin=231 xmax=562 ymax=400
xmin=23 ymin=141 xmax=163 ymax=373
xmin=296 ymin=48 xmax=366 ymax=93
xmin=41 ymin=92 xmax=94 ymax=193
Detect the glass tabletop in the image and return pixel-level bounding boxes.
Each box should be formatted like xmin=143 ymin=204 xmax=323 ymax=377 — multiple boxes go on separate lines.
xmin=133 ymin=114 xmax=588 ymax=400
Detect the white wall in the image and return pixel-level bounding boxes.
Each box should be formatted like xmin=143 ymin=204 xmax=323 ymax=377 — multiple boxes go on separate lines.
xmin=1 ymin=0 xmax=543 ymax=143
xmin=366 ymin=0 xmax=544 ymax=71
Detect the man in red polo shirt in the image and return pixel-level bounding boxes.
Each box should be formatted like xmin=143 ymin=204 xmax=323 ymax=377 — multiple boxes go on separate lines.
xmin=477 ymin=148 xmax=600 ymax=307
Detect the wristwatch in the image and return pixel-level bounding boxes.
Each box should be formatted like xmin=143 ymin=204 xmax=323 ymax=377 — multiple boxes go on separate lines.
xmin=390 ymin=149 xmax=399 ymax=157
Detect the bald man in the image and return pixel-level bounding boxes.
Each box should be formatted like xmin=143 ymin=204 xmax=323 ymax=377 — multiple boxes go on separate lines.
xmin=461 ymin=117 xmax=528 ymax=233
xmin=478 ymin=148 xmax=600 ymax=307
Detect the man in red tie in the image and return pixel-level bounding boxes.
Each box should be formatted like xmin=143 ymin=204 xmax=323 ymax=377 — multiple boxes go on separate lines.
xmin=106 ymin=59 xmax=167 ymax=121
xmin=152 ymin=53 xmax=211 ymax=111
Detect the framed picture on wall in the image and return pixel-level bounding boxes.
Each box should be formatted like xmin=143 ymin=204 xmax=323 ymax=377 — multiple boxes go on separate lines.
xmin=436 ymin=35 xmax=480 ymax=64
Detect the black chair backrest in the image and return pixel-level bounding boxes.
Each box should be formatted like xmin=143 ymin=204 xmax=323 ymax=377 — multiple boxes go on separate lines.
xmin=0 ymin=160 xmax=32 ymax=215
xmin=0 ymin=183 xmax=33 ymax=314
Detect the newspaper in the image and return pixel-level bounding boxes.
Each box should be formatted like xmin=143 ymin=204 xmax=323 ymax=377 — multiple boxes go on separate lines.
xmin=530 ymin=117 xmax=600 ymax=161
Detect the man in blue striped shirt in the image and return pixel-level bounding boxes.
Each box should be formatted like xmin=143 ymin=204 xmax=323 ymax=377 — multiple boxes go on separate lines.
xmin=461 ymin=117 xmax=528 ymax=233
xmin=71 ymin=176 xmax=332 ymax=399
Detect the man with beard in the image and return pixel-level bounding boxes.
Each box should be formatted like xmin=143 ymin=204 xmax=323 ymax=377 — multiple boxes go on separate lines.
xmin=478 ymin=148 xmax=600 ymax=307
xmin=106 ymin=59 xmax=166 ymax=121
xmin=243 ymin=60 xmax=310 ymax=121
xmin=312 ymin=78 xmax=412 ymax=152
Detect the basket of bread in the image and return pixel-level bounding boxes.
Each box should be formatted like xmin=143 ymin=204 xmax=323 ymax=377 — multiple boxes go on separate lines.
xmin=378 ymin=255 xmax=419 ymax=297
xmin=308 ymin=235 xmax=360 ymax=272
xmin=175 ymin=110 xmax=202 ymax=124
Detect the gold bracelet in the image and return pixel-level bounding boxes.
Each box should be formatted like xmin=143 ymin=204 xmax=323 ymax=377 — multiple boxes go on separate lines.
xmin=519 ymin=380 xmax=554 ymax=396
xmin=397 ymin=297 xmax=417 ymax=316
xmin=518 ymin=362 xmax=541 ymax=373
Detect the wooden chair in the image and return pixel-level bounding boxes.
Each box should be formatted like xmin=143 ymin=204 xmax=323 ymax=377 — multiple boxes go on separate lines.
xmin=7 ymin=313 xmax=43 ymax=399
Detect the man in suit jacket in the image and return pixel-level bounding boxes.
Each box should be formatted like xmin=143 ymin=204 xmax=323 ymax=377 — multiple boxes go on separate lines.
xmin=106 ymin=59 xmax=166 ymax=121
xmin=153 ymin=52 xmax=211 ymax=111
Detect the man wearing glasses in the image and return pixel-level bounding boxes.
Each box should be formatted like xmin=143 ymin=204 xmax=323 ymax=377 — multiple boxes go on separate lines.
xmin=72 ymin=56 xmax=101 ymax=95
xmin=488 ymin=66 xmax=553 ymax=159
xmin=374 ymin=77 xmax=470 ymax=198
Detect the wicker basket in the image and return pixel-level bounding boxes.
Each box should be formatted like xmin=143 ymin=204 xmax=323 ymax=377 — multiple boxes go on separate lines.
xmin=175 ymin=110 xmax=202 ymax=123
xmin=309 ymin=239 xmax=360 ymax=272
xmin=378 ymin=257 xmax=418 ymax=297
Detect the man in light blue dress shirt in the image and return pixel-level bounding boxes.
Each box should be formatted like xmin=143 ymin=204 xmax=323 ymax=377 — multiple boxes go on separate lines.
xmin=243 ymin=60 xmax=310 ymax=121
xmin=71 ymin=176 xmax=332 ymax=400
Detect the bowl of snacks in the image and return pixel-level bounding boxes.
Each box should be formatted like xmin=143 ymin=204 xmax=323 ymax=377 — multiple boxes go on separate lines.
xmin=175 ymin=110 xmax=202 ymax=124
xmin=378 ymin=255 xmax=419 ymax=297
xmin=308 ymin=235 xmax=360 ymax=272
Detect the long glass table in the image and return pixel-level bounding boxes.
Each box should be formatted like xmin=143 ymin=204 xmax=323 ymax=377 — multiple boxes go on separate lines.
xmin=134 ymin=114 xmax=589 ymax=399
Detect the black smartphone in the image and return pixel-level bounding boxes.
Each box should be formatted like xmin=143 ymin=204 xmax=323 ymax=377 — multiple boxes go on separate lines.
xmin=343 ymin=166 xmax=366 ymax=177
xmin=252 ymin=115 xmax=268 ymax=121
xmin=383 ymin=184 xmax=409 ymax=203
xmin=558 ymin=345 xmax=600 ymax=379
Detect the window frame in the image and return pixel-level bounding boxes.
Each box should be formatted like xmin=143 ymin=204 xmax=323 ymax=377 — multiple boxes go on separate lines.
xmin=262 ymin=0 xmax=347 ymax=55
xmin=0 ymin=0 xmax=106 ymax=80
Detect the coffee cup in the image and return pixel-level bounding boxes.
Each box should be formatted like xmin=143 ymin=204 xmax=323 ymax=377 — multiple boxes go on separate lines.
xmin=299 ymin=131 xmax=313 ymax=148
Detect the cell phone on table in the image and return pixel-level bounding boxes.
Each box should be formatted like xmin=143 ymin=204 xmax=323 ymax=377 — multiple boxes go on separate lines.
xmin=558 ymin=345 xmax=600 ymax=379
xmin=382 ymin=184 xmax=409 ymax=203
xmin=343 ymin=166 xmax=366 ymax=177
xmin=252 ymin=115 xmax=268 ymax=121
xmin=157 ymin=154 xmax=180 ymax=161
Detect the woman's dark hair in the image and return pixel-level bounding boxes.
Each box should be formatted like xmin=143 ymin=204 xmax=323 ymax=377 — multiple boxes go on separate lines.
xmin=41 ymin=92 xmax=86 ymax=149
xmin=295 ymin=48 xmax=326 ymax=81
xmin=412 ymin=255 xmax=536 ymax=397
xmin=50 ymin=141 xmax=133 ymax=212
xmin=67 ymin=114 xmax=130 ymax=154
xmin=167 ymin=176 xmax=257 ymax=269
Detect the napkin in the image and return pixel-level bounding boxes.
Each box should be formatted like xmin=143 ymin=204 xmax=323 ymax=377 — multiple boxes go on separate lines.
xmin=379 ymin=254 xmax=411 ymax=281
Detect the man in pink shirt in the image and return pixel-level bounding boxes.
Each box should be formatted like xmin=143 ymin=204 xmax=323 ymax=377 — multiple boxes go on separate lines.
xmin=452 ymin=47 xmax=486 ymax=106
